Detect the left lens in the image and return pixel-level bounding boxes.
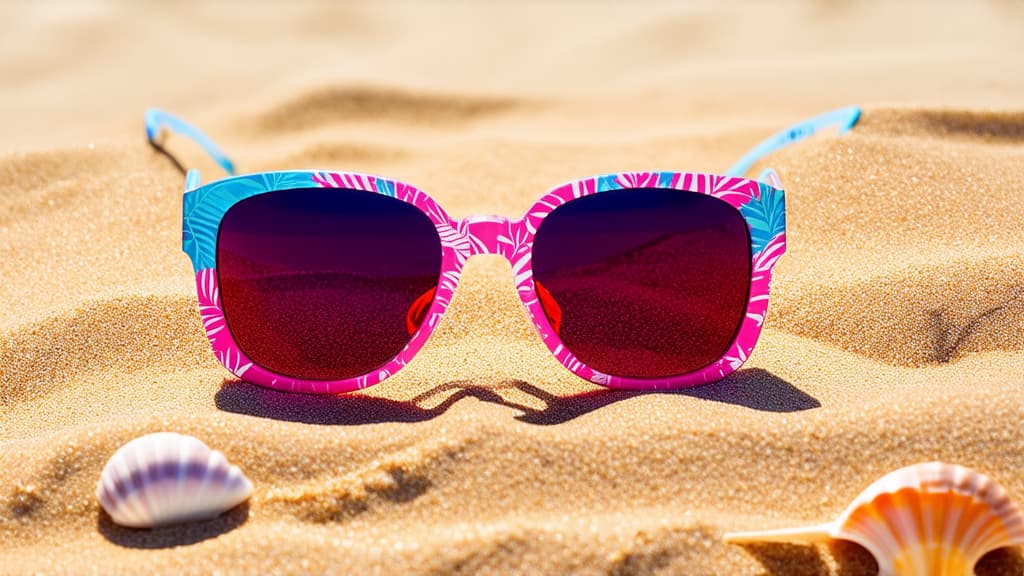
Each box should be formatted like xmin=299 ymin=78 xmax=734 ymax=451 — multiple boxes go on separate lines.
xmin=531 ymin=188 xmax=751 ymax=379
xmin=216 ymin=187 xmax=442 ymax=381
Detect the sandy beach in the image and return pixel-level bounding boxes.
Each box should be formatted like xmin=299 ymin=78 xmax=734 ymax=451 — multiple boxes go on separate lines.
xmin=2 ymin=2 xmax=1024 ymax=574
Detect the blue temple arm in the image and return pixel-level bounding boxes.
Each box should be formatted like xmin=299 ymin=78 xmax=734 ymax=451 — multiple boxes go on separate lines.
xmin=725 ymin=106 xmax=861 ymax=181
xmin=144 ymin=108 xmax=237 ymax=191
xmin=145 ymin=106 xmax=859 ymax=190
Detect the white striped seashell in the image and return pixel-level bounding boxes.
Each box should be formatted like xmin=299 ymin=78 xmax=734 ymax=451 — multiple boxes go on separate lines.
xmin=724 ymin=462 xmax=1024 ymax=576
xmin=96 ymin=432 xmax=253 ymax=528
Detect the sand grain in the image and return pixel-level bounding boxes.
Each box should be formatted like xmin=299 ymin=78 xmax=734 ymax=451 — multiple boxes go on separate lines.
xmin=2 ymin=2 xmax=1024 ymax=574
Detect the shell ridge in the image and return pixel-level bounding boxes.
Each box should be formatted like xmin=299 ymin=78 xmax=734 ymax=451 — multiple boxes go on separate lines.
xmin=835 ymin=529 xmax=899 ymax=575
xmin=185 ymin=447 xmax=220 ymax=525
xmin=174 ymin=434 xmax=194 ymax=524
xmin=863 ymin=492 xmax=907 ymax=561
xmin=200 ymin=451 xmax=231 ymax=518
xmin=725 ymin=462 xmax=1024 ymax=576
xmin=845 ymin=516 xmax=896 ymax=562
xmin=124 ymin=440 xmax=154 ymax=527
xmin=898 ymin=487 xmax=922 ymax=554
xmin=899 ymin=487 xmax=927 ymax=574
xmin=109 ymin=454 xmax=140 ymax=525
xmin=972 ymin=521 xmax=1010 ymax=565
xmin=148 ymin=433 xmax=176 ymax=525
xmin=942 ymin=492 xmax=966 ymax=562
xmin=96 ymin=433 xmax=253 ymax=528
xmin=152 ymin=433 xmax=188 ymax=525
xmin=1009 ymin=506 xmax=1024 ymax=545
xmin=137 ymin=432 xmax=168 ymax=522
xmin=955 ymin=494 xmax=992 ymax=563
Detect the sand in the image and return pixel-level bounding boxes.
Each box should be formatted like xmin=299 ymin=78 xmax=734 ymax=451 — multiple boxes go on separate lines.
xmin=2 ymin=2 xmax=1024 ymax=574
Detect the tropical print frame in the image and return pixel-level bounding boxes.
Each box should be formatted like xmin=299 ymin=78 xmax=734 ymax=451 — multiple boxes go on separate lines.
xmin=148 ymin=106 xmax=861 ymax=394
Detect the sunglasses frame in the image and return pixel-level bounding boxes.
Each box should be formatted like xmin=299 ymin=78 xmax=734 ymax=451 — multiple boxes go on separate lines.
xmin=153 ymin=106 xmax=861 ymax=394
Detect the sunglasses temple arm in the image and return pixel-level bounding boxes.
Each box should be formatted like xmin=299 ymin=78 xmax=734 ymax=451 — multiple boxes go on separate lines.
xmin=142 ymin=106 xmax=859 ymax=190
xmin=724 ymin=106 xmax=862 ymax=184
xmin=144 ymin=108 xmax=237 ymax=191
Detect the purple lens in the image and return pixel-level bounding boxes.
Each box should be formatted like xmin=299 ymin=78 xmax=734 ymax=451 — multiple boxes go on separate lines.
xmin=531 ymin=188 xmax=751 ymax=378
xmin=216 ymin=188 xmax=442 ymax=381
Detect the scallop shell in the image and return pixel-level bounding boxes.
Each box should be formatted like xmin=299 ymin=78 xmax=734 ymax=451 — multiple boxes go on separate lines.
xmin=96 ymin=432 xmax=253 ymax=528
xmin=724 ymin=462 xmax=1024 ymax=576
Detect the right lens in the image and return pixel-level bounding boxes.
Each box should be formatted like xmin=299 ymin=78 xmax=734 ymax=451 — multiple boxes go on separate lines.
xmin=216 ymin=187 xmax=443 ymax=381
xmin=531 ymin=188 xmax=751 ymax=379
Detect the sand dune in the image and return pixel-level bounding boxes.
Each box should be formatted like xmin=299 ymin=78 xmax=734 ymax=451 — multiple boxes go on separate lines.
xmin=3 ymin=2 xmax=1024 ymax=575
xmin=240 ymin=85 xmax=525 ymax=135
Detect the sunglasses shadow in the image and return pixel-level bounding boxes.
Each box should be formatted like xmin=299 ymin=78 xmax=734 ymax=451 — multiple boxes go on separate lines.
xmin=149 ymin=141 xmax=189 ymax=177
xmin=213 ymin=368 xmax=819 ymax=426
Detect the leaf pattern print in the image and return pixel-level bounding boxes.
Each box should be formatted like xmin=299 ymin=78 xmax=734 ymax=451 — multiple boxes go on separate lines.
xmin=614 ymin=172 xmax=660 ymax=189
xmin=183 ymin=170 xmax=785 ymax=393
xmin=570 ymin=178 xmax=597 ymax=198
xmin=524 ymin=184 xmax=573 ymax=235
xmin=497 ymin=221 xmax=530 ymax=259
xmin=752 ymin=233 xmax=786 ymax=274
xmin=216 ymin=346 xmax=254 ymax=378
xmin=746 ymin=233 xmax=785 ymax=326
xmin=438 ymin=220 xmax=475 ymax=264
xmin=596 ymin=174 xmax=621 ymax=192
xmin=394 ymin=180 xmax=422 ymax=204
xmin=313 ymin=171 xmax=377 ymax=192
xmin=196 ymin=269 xmax=253 ymax=377
xmin=723 ymin=340 xmax=750 ymax=372
xmin=182 ymin=185 xmax=224 ymax=270
xmin=740 ymin=183 xmax=786 ymax=255
xmin=197 ymin=268 xmax=226 ymax=339
xmin=374 ymin=178 xmax=396 ymax=197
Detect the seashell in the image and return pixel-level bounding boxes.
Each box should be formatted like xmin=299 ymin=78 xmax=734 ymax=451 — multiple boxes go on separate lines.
xmin=96 ymin=432 xmax=253 ymax=528
xmin=724 ymin=462 xmax=1024 ymax=576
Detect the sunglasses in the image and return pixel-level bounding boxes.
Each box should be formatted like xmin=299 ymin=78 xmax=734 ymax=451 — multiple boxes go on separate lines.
xmin=147 ymin=106 xmax=860 ymax=394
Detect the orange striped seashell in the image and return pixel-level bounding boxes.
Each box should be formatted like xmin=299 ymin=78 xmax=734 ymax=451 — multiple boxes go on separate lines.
xmin=724 ymin=462 xmax=1024 ymax=576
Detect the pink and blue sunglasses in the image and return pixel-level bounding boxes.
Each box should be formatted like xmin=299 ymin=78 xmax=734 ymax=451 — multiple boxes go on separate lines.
xmin=147 ymin=107 xmax=860 ymax=394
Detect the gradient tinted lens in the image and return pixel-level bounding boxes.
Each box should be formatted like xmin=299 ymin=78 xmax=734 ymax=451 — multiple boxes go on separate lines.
xmin=217 ymin=188 xmax=442 ymax=380
xmin=531 ymin=188 xmax=751 ymax=378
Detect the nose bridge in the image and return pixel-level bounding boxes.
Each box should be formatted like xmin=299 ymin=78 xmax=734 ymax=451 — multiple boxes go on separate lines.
xmin=460 ymin=215 xmax=516 ymax=260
